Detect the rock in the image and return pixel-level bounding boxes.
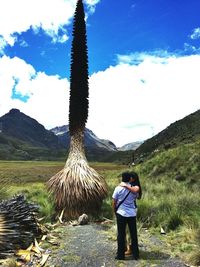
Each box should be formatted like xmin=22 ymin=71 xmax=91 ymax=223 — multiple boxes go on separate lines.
xmin=78 ymin=214 xmax=89 ymax=225
xmin=175 ymin=174 xmax=186 ymax=182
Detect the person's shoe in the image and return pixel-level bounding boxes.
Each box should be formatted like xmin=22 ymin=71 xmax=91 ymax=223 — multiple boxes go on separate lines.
xmin=115 ymin=256 xmax=125 ymax=260
xmin=125 ymin=245 xmax=132 ymax=256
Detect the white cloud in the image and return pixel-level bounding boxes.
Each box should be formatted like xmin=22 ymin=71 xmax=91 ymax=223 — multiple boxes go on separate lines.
xmin=88 ymin=53 xmax=200 ymax=146
xmin=19 ymin=39 xmax=29 ymax=48
xmin=0 ymin=56 xmax=35 ymax=114
xmin=0 ymin=0 xmax=100 ymax=51
xmin=84 ymin=0 xmax=101 ymax=13
xmin=0 ymin=53 xmax=200 ymax=147
xmin=22 ymin=72 xmax=69 ymax=128
xmin=0 ymin=36 xmax=8 ymax=55
xmin=84 ymin=0 xmax=100 ymax=4
xmin=0 ymin=56 xmax=69 ymax=127
xmin=190 ymin=27 xmax=200 ymax=40
xmin=184 ymin=43 xmax=199 ymax=53
xmin=117 ymin=50 xmax=173 ymax=65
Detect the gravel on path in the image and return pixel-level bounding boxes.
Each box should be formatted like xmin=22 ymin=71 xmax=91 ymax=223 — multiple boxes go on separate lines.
xmin=47 ymin=223 xmax=188 ymax=267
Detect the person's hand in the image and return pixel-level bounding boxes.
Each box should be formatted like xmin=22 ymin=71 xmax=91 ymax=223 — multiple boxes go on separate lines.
xmin=120 ymin=182 xmax=127 ymax=187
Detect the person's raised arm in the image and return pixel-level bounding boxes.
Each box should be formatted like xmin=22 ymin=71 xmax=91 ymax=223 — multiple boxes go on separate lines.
xmin=120 ymin=182 xmax=139 ymax=193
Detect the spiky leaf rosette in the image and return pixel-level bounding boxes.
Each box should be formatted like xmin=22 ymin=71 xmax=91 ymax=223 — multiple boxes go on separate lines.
xmin=69 ymin=0 xmax=89 ymax=136
xmin=0 ymin=195 xmax=40 ymax=258
xmin=47 ymin=0 xmax=107 ymax=219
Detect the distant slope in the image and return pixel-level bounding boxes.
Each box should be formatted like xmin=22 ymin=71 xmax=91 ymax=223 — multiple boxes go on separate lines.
xmin=135 ymin=109 xmax=200 ymax=160
xmin=136 ymin=138 xmax=200 ymax=185
xmin=0 ymin=109 xmax=64 ymax=160
xmin=51 ymin=125 xmax=117 ymax=151
xmin=0 ymin=109 xmax=117 ymax=161
xmin=1 ymin=108 xmax=199 ymax=162
xmin=118 ymin=141 xmax=143 ymax=151
xmin=0 ymin=109 xmax=60 ymax=148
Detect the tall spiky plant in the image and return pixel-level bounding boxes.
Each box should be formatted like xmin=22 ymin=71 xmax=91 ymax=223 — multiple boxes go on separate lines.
xmin=47 ymin=0 xmax=107 ymax=219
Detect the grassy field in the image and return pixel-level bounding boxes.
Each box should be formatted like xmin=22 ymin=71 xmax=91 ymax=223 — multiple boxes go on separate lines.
xmin=0 ymin=154 xmax=199 ymax=265
xmin=0 ymin=160 xmax=126 ymax=221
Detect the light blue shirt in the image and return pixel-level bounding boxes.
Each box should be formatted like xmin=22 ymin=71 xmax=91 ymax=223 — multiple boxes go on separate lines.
xmin=112 ymin=183 xmax=138 ymax=217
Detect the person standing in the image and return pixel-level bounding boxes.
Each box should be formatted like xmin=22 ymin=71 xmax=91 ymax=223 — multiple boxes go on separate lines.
xmin=124 ymin=171 xmax=142 ymax=255
xmin=112 ymin=172 xmax=140 ymax=260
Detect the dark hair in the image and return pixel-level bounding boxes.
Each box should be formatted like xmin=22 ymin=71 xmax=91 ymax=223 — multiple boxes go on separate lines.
xmin=129 ymin=171 xmax=142 ymax=199
xmin=121 ymin=172 xmax=131 ymax=183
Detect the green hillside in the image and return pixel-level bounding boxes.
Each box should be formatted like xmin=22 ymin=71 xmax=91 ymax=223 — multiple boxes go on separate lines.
xmin=0 ymin=133 xmax=66 ymax=160
xmin=135 ymin=109 xmax=200 ymax=161
xmin=137 ymin=139 xmax=200 ymax=183
xmin=132 ymin=138 xmax=200 ymax=265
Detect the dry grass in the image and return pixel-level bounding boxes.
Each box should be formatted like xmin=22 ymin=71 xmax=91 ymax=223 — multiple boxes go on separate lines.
xmin=0 ymin=214 xmax=7 ymax=244
xmin=48 ymin=160 xmax=107 ymax=218
xmin=47 ymin=133 xmax=108 ymax=219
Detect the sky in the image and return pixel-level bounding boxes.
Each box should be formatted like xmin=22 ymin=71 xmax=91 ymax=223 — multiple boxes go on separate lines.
xmin=0 ymin=0 xmax=200 ymax=147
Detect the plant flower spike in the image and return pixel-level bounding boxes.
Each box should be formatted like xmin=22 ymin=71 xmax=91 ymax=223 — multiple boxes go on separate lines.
xmin=47 ymin=0 xmax=107 ymax=219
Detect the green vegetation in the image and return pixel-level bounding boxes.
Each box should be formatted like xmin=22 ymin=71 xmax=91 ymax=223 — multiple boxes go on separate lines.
xmin=135 ymin=109 xmax=200 ymax=160
xmin=0 ymin=133 xmax=66 ymax=161
xmin=101 ymin=139 xmax=200 ymax=265
xmin=0 ymin=161 xmax=63 ymax=221
xmin=133 ymin=139 xmax=200 ymax=265
xmin=0 ymin=138 xmax=199 ymax=265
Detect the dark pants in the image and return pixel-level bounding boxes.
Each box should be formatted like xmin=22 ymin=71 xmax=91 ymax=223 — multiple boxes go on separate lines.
xmin=116 ymin=213 xmax=139 ymax=259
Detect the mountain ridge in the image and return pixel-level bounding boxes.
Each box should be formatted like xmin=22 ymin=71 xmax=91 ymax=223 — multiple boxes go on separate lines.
xmin=0 ymin=109 xmax=60 ymax=149
xmin=50 ymin=125 xmax=117 ymax=151
xmin=135 ymin=109 xmax=200 ymax=161
xmin=0 ymin=109 xmax=121 ymax=160
xmin=1 ymin=108 xmax=199 ymax=162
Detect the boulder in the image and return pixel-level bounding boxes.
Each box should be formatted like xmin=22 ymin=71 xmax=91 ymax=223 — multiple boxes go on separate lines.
xmin=175 ymin=174 xmax=186 ymax=182
xmin=78 ymin=214 xmax=89 ymax=225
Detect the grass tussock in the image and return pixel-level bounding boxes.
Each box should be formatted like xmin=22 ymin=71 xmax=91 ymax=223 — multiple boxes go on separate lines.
xmin=130 ymin=141 xmax=200 ymax=265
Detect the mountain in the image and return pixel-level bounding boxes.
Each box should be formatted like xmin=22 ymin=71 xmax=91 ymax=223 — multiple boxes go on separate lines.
xmin=51 ymin=125 xmax=117 ymax=151
xmin=135 ymin=109 xmax=200 ymax=162
xmin=0 ymin=109 xmax=118 ymax=161
xmin=0 ymin=109 xmax=65 ymax=160
xmin=0 ymin=109 xmax=60 ymax=148
xmin=118 ymin=141 xmax=143 ymax=151
xmin=2 ymin=108 xmax=198 ymax=163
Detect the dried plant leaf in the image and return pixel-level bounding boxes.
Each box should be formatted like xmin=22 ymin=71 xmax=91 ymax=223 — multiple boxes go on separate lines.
xmin=160 ymin=227 xmax=166 ymax=234
xmin=22 ymin=253 xmax=31 ymax=262
xmin=40 ymin=253 xmax=49 ymax=266
xmin=58 ymin=209 xmax=65 ymax=224
xmin=37 ymin=217 xmax=45 ymax=222
xmin=31 ymin=245 xmax=41 ymax=254
xmin=41 ymin=235 xmax=47 ymax=241
xmin=15 ymin=250 xmax=31 ymax=256
xmin=26 ymin=243 xmax=34 ymax=251
xmin=35 ymin=238 xmax=44 ymax=252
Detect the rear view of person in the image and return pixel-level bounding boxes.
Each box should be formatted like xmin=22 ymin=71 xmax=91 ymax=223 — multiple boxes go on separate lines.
xmin=112 ymin=172 xmax=140 ymax=260
xmin=124 ymin=171 xmax=142 ymax=255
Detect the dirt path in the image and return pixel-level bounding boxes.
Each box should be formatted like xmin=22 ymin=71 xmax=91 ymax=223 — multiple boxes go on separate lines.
xmin=46 ymin=223 xmax=187 ymax=267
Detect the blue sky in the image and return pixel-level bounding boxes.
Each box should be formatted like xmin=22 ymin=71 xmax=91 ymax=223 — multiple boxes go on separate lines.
xmin=0 ymin=0 xmax=200 ymax=146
